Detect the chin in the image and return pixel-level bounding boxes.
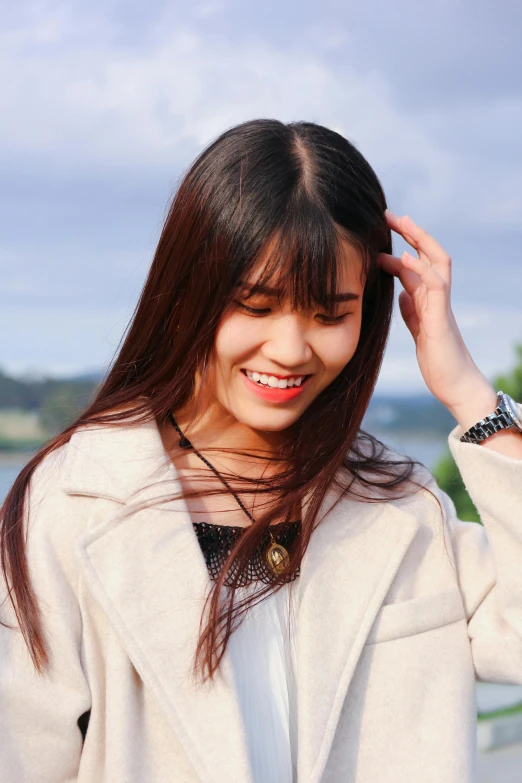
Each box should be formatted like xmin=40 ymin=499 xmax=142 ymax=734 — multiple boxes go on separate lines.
xmin=234 ymin=406 xmax=305 ymax=433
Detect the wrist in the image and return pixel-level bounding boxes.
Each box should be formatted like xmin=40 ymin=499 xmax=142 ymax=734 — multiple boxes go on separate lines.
xmin=447 ymin=383 xmax=498 ymax=432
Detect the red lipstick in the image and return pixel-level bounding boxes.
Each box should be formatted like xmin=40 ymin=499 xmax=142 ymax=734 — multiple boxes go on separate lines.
xmin=240 ymin=370 xmax=310 ymax=403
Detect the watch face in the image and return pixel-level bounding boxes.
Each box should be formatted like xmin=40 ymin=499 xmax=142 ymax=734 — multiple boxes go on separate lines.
xmin=503 ymin=395 xmax=522 ymax=429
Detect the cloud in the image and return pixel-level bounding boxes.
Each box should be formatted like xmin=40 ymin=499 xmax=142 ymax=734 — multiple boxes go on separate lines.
xmin=2 ymin=0 xmax=520 ymax=232
xmin=2 ymin=1 xmax=521 ymax=383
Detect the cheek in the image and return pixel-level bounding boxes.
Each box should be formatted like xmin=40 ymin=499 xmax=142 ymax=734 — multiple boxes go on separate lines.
xmin=213 ymin=315 xmax=260 ymax=367
xmin=316 ymin=322 xmax=361 ymax=372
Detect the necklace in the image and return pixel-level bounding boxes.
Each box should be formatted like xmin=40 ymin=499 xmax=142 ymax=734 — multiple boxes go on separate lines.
xmin=168 ymin=411 xmax=292 ymax=577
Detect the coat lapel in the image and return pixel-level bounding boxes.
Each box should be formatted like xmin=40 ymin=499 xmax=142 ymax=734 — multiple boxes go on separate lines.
xmin=295 ymin=494 xmax=419 ymax=782
xmin=78 ymin=498 xmax=256 ymax=783
xmin=68 ymin=419 xmax=419 ymax=783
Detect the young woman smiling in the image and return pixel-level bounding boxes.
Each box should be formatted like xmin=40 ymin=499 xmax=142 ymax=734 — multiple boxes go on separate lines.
xmin=1 ymin=119 xmax=522 ymax=783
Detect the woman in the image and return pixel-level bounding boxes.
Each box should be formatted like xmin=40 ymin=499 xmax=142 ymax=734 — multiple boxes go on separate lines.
xmin=1 ymin=119 xmax=522 ymax=783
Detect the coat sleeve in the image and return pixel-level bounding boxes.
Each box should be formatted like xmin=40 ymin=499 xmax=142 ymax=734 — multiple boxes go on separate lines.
xmin=0 ymin=450 xmax=91 ymax=782
xmin=437 ymin=427 xmax=522 ymax=685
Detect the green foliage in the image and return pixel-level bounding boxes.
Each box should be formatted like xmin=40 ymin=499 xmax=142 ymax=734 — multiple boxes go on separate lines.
xmin=0 ymin=437 xmax=45 ymax=452
xmin=0 ymin=371 xmax=42 ymax=409
xmin=39 ymin=386 xmax=95 ymax=435
xmin=0 ymin=369 xmax=98 ymax=413
xmin=0 ymin=369 xmax=98 ymax=445
xmin=434 ymin=342 xmax=522 ymax=522
xmin=433 ymin=450 xmax=481 ymax=522
xmin=477 ymin=700 xmax=522 ymax=722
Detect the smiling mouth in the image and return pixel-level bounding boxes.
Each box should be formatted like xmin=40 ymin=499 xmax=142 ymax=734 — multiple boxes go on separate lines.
xmin=241 ymin=369 xmax=311 ymax=389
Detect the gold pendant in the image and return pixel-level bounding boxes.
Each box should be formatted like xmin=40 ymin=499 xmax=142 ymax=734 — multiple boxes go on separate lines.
xmin=266 ymin=541 xmax=290 ymax=576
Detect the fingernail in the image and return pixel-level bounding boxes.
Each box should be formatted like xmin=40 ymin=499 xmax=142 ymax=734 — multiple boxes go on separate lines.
xmin=402 ymin=214 xmax=415 ymax=225
xmin=384 ymin=208 xmax=398 ymax=219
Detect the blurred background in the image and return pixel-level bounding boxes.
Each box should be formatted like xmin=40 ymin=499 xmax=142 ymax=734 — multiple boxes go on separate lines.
xmin=1 ymin=1 xmax=522 ymax=776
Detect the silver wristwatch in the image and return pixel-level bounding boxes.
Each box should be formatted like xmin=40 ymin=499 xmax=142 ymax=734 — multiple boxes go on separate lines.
xmin=460 ymin=390 xmax=522 ymax=444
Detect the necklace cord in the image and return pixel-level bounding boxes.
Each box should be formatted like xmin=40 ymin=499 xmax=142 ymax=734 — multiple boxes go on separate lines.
xmin=167 ymin=411 xmax=286 ymax=543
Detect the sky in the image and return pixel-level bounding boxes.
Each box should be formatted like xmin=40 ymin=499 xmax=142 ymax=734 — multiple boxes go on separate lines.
xmin=1 ymin=0 xmax=521 ymax=393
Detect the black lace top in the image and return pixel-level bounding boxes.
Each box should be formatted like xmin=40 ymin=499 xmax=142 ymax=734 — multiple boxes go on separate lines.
xmin=192 ymin=520 xmax=302 ymax=586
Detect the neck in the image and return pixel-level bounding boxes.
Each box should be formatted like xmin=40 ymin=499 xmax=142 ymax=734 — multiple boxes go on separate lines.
xmin=169 ymin=402 xmax=284 ymax=454
xmin=158 ymin=400 xmax=289 ymax=479
xmin=157 ymin=401 xmax=300 ymax=524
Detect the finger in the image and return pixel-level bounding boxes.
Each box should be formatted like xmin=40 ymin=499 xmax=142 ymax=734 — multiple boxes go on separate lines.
xmin=385 ymin=211 xmax=452 ymax=284
xmin=385 ymin=211 xmax=451 ymax=284
xmin=398 ymin=290 xmax=420 ymax=340
xmin=402 ymin=252 xmax=448 ymax=293
xmin=384 ymin=210 xmax=417 ymax=247
xmin=378 ymin=251 xmax=423 ymax=298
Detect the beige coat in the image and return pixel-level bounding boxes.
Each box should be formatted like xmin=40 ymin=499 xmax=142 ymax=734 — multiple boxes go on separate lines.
xmin=1 ymin=415 xmax=522 ymax=782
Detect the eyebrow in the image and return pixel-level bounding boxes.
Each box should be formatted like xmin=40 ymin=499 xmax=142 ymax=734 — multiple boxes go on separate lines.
xmin=238 ymin=282 xmax=360 ymax=303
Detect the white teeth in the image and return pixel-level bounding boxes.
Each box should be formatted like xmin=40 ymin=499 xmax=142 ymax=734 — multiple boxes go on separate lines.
xmin=245 ymin=370 xmax=307 ymax=388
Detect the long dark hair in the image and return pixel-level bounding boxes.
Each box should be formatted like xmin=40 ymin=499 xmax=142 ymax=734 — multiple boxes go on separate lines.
xmin=1 ymin=119 xmax=423 ymax=683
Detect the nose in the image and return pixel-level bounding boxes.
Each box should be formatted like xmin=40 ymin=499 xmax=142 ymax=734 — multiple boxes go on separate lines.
xmin=262 ymin=314 xmax=313 ymax=369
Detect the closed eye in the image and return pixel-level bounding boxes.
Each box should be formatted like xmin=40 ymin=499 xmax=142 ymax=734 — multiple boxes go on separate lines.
xmin=316 ymin=313 xmax=351 ymax=324
xmin=234 ymin=301 xmax=351 ymax=323
xmin=234 ymin=301 xmax=271 ymax=316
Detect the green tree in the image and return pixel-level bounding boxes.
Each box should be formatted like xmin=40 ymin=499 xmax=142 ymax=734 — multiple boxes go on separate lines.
xmin=433 ymin=343 xmax=522 ymax=522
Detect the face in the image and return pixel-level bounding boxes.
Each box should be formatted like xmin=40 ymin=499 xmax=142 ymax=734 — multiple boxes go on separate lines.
xmin=202 ymin=241 xmax=365 ymax=436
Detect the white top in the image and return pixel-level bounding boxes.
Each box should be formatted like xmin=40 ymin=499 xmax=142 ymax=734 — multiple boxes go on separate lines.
xmin=225 ymin=579 xmax=301 ymax=783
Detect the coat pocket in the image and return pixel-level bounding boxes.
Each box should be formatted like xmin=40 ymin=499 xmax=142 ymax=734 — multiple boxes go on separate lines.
xmin=365 ymin=587 xmax=466 ymax=645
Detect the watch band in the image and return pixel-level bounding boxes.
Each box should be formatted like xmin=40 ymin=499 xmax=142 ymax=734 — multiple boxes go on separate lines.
xmin=460 ymin=391 xmax=522 ymax=444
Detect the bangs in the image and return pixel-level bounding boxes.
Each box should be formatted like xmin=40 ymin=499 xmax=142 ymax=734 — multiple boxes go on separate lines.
xmin=234 ymin=202 xmax=368 ymax=311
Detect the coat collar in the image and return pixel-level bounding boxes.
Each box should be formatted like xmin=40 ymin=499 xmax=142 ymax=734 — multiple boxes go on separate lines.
xmin=61 ymin=415 xmax=175 ymax=503
xmin=68 ymin=417 xmax=420 ymax=783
